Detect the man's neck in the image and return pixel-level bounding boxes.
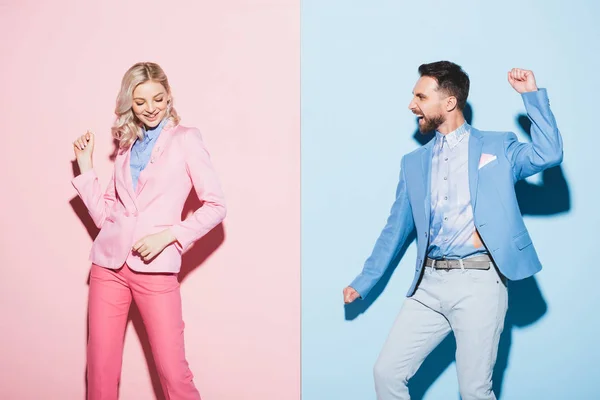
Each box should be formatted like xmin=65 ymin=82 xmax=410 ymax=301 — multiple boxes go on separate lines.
xmin=437 ymin=114 xmax=466 ymax=135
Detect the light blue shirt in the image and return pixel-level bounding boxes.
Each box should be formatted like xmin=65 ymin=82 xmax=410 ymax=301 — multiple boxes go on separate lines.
xmin=427 ymin=122 xmax=489 ymax=260
xmin=130 ymin=118 xmax=168 ymax=191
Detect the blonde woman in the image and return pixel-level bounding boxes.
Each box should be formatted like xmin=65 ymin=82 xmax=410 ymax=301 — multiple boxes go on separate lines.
xmin=72 ymin=62 xmax=226 ymax=399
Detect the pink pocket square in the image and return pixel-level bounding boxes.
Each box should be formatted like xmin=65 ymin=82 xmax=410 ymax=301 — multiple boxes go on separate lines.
xmin=478 ymin=153 xmax=497 ymax=169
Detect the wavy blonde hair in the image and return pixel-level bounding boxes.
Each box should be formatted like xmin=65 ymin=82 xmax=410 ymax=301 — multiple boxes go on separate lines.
xmin=112 ymin=62 xmax=180 ymax=149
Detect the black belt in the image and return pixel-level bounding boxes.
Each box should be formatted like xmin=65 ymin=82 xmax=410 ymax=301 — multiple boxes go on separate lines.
xmin=425 ymin=254 xmax=492 ymax=270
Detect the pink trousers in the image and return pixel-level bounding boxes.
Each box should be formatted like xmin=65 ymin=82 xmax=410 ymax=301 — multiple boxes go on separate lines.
xmin=87 ymin=264 xmax=201 ymax=400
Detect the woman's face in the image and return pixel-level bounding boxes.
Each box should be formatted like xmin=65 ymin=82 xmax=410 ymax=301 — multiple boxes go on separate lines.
xmin=131 ymin=80 xmax=170 ymax=129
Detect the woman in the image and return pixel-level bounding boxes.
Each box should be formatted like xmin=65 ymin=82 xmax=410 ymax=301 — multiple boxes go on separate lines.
xmin=72 ymin=62 xmax=226 ymax=400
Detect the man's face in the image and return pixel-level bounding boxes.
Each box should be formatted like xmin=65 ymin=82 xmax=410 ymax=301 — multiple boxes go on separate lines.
xmin=408 ymin=76 xmax=446 ymax=133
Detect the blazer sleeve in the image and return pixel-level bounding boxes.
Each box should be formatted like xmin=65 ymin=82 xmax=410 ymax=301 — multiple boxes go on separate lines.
xmin=349 ymin=156 xmax=415 ymax=299
xmin=504 ymin=88 xmax=564 ymax=181
xmin=71 ymin=169 xmax=117 ymax=229
xmin=170 ymin=129 xmax=227 ymax=252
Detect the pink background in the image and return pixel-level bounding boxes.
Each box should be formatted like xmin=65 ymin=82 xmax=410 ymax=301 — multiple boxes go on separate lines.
xmin=0 ymin=1 xmax=299 ymax=399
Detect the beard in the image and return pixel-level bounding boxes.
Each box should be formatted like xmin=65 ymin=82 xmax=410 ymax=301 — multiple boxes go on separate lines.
xmin=418 ymin=114 xmax=445 ymax=134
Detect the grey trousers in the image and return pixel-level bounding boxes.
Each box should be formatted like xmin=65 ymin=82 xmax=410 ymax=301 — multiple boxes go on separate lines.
xmin=373 ymin=265 xmax=508 ymax=400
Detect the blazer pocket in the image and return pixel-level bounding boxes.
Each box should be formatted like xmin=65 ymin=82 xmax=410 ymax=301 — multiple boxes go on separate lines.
xmin=513 ymin=230 xmax=532 ymax=250
xmin=479 ymin=158 xmax=499 ymax=170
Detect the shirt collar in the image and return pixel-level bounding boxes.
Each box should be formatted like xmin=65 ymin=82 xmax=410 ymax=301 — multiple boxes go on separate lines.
xmin=142 ymin=117 xmax=169 ymax=142
xmin=436 ymin=122 xmax=470 ymax=149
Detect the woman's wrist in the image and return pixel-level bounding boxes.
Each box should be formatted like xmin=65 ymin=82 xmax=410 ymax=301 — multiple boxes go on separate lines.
xmin=77 ymin=157 xmax=93 ymax=173
xmin=163 ymin=228 xmax=178 ymax=245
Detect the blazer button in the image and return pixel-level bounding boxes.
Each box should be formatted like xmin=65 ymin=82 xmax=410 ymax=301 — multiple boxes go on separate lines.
xmin=124 ymin=211 xmax=130 ymax=217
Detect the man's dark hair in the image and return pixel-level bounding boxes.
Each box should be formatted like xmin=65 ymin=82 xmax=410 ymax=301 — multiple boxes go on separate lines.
xmin=418 ymin=61 xmax=470 ymax=110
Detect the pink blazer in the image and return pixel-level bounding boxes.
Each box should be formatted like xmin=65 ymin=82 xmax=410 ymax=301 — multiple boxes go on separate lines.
xmin=72 ymin=120 xmax=226 ymax=273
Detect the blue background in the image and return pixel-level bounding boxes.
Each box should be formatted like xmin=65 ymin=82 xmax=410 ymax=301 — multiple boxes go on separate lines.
xmin=301 ymin=1 xmax=599 ymax=398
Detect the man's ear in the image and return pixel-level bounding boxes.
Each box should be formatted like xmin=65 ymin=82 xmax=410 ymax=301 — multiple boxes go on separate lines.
xmin=446 ymin=96 xmax=458 ymax=112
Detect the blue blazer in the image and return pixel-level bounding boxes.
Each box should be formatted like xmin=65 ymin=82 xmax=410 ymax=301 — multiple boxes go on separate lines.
xmin=350 ymin=89 xmax=563 ymax=298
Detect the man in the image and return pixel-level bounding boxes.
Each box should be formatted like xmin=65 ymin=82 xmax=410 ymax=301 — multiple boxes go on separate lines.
xmin=343 ymin=61 xmax=563 ymax=400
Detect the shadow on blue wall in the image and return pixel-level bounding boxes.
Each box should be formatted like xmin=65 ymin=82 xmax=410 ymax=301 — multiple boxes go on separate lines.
xmin=344 ymin=103 xmax=570 ymax=398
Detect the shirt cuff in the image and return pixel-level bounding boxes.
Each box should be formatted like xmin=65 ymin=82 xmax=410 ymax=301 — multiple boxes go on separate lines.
xmin=521 ymin=87 xmax=548 ymax=103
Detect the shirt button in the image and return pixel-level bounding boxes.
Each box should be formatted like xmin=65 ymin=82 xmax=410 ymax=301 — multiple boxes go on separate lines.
xmin=444 ymin=196 xmax=448 ymax=200
xmin=444 ymin=217 xmax=448 ymax=221
xmin=443 ymin=177 xmax=448 ymax=180
xmin=444 ymin=157 xmax=448 ymax=161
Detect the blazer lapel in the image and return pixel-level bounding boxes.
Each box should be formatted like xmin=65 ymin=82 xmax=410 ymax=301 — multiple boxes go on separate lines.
xmin=114 ymin=141 xmax=138 ymax=210
xmin=468 ymin=128 xmax=484 ymax=210
xmin=421 ymin=139 xmax=435 ymax=225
